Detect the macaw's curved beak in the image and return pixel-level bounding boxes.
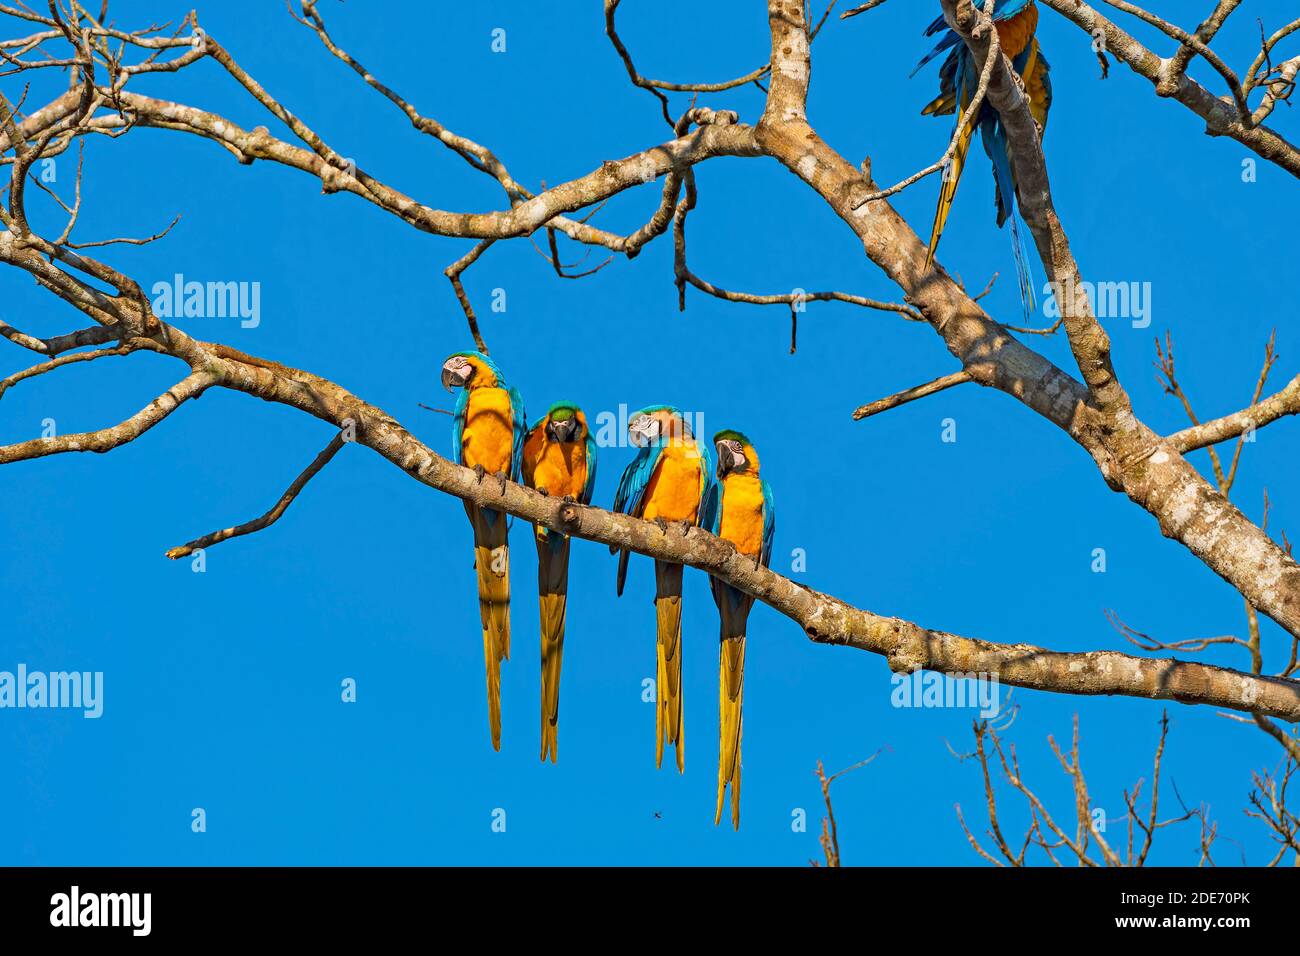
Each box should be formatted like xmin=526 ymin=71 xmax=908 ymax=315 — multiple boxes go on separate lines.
xmin=547 ymin=417 xmax=579 ymax=444
xmin=441 ymin=358 xmax=471 ymax=392
xmin=628 ymin=415 xmax=656 ymax=447
xmin=717 ymin=440 xmax=747 ymax=476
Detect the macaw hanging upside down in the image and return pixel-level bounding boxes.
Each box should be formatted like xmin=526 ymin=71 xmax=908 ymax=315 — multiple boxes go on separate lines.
xmin=913 ymin=0 xmax=1053 ymax=322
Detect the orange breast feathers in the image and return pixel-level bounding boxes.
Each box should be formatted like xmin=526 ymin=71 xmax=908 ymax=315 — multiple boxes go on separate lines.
xmin=460 ymin=386 xmax=515 ymax=474
xmin=641 ymin=442 xmax=705 ymax=524
xmin=718 ymin=473 xmax=766 ymax=558
xmin=522 ymin=429 xmax=587 ymax=499
xmin=996 ymin=5 xmax=1039 ymax=61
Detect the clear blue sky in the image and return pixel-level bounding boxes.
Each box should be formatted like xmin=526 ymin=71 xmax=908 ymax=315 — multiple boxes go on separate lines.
xmin=2 ymin=0 xmax=1297 ymax=865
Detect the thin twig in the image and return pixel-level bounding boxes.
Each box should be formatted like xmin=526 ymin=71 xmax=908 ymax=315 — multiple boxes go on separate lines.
xmin=164 ymin=432 xmax=347 ymax=559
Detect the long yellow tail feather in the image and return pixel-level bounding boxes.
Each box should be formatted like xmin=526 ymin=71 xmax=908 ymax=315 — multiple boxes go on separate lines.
xmin=654 ymin=560 xmax=685 ymax=773
xmin=715 ymin=634 xmax=746 ymax=829
xmin=922 ymin=91 xmax=956 ymax=117
xmin=926 ymin=107 xmax=977 ymax=269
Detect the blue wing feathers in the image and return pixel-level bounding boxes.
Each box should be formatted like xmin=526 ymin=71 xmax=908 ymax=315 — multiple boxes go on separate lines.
xmin=612 ymin=443 xmax=661 ymax=521
xmin=611 ymin=445 xmax=660 ymax=594
xmin=581 ymin=433 xmax=598 ymax=506
xmin=507 ymin=385 xmax=527 ymax=482
xmin=700 ymin=479 xmax=721 ymax=537
xmin=450 ymin=386 xmax=470 ymax=465
xmin=914 ymin=0 xmax=1035 ymax=77
xmin=760 ymin=479 xmax=775 ymax=570
xmin=695 ymin=434 xmax=716 ymax=527
xmin=922 ymin=12 xmax=949 ymax=36
xmin=911 ymin=32 xmax=960 ymax=78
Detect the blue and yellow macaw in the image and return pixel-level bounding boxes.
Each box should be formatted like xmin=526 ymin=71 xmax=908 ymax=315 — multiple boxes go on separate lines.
xmin=442 ymin=350 xmax=527 ymax=752
xmin=699 ymin=430 xmax=774 ymax=830
xmin=914 ymin=0 xmax=1053 ymax=321
xmin=612 ymin=405 xmax=715 ymax=772
xmin=521 ymin=401 xmax=597 ymax=763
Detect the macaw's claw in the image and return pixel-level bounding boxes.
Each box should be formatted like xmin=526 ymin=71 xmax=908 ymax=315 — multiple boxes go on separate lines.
xmin=655 ymin=516 xmax=669 ymax=534
xmin=562 ymin=494 xmax=576 ymax=504
xmin=678 ymin=520 xmax=691 ymax=537
xmin=474 ymin=463 xmax=487 ymax=484
xmin=494 ymin=471 xmax=508 ymax=495
xmin=537 ymin=486 xmax=550 ymax=497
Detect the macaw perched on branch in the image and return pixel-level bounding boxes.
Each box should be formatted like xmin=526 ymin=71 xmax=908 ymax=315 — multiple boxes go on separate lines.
xmin=441 ymin=351 xmax=527 ymax=752
xmin=914 ymin=0 xmax=1053 ymax=322
xmin=521 ymin=401 xmax=597 ymax=763
xmin=700 ymin=430 xmax=775 ymax=830
xmin=612 ymin=406 xmax=715 ymax=772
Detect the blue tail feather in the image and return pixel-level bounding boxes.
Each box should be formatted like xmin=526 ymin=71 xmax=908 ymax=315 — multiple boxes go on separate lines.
xmin=984 ymin=123 xmax=1036 ymax=324
xmin=911 ymin=32 xmax=961 ymax=78
xmin=1008 ymin=212 xmax=1036 ymax=325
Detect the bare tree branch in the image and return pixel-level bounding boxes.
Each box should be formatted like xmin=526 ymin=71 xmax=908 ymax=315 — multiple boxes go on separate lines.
xmin=852 ymin=370 xmax=973 ymax=421
xmin=1167 ymin=0 xmax=1242 ymax=82
xmin=2 ymin=1 xmax=1300 ymax=738
xmin=957 ymin=713 xmax=1210 ymax=866
xmin=1166 ymin=373 xmax=1300 ymax=454
xmin=0 ymin=342 xmax=137 ymax=398
xmin=811 ymin=751 xmax=884 ymax=866
xmin=165 ymin=432 xmax=348 ymax=559
xmin=1041 ymin=0 xmax=1300 ymax=176
xmin=0 ymin=369 xmax=215 ymax=464
xmin=0 ymin=319 xmax=121 ymax=355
